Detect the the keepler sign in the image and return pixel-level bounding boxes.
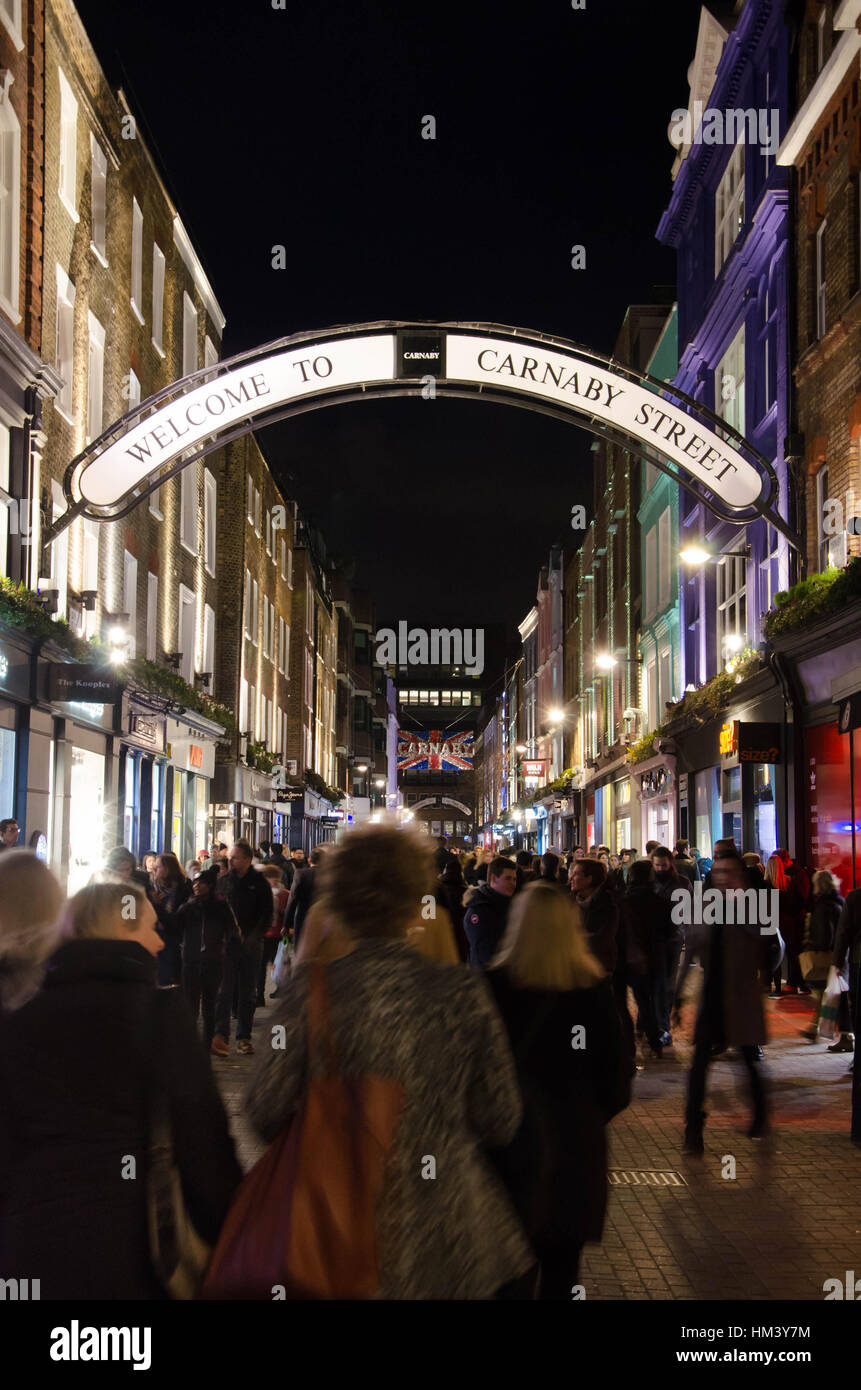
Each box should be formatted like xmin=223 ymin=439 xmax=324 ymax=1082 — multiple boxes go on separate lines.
xmin=48 ymin=663 xmax=119 ymax=703
xmin=73 ymin=325 xmax=768 ymax=516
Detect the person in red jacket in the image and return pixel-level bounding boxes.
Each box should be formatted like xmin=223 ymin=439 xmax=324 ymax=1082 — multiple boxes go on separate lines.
xmin=257 ymin=863 xmax=289 ymax=1007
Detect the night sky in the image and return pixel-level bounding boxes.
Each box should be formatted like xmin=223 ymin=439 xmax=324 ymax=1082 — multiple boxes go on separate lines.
xmin=75 ymin=0 xmax=700 ymax=644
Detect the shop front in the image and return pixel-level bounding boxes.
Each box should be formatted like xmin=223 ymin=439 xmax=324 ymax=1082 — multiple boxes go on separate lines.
xmin=211 ymin=761 xmax=275 ymax=852
xmin=632 ymin=755 xmax=676 ymax=853
xmin=117 ymin=694 xmax=167 ymax=860
xmin=0 ymin=622 xmax=32 ymax=833
xmin=165 ymin=714 xmax=221 ymax=866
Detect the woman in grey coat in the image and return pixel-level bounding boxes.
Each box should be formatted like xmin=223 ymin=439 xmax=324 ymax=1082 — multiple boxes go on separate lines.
xmin=244 ymin=825 xmax=533 ymax=1299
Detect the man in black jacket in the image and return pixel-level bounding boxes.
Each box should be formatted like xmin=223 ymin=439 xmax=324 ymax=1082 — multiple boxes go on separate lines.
xmin=175 ymin=867 xmax=238 ymax=1052
xmin=651 ymin=846 xmax=692 ymax=1046
xmin=284 ymin=844 xmax=325 ymax=948
xmin=212 ymin=840 xmax=273 ymax=1056
xmin=464 ymin=858 xmax=517 ymax=967
xmin=267 ymin=841 xmax=291 ymax=887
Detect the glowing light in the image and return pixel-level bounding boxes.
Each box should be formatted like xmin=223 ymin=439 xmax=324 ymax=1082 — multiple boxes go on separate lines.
xmin=549 ymin=707 xmax=565 ymax=722
xmin=108 ymin=625 xmax=127 ymax=645
xmin=680 ymin=546 xmax=711 ymax=566
xmin=724 ymin=633 xmax=744 ymax=653
xmin=594 ymin=653 xmax=617 ymax=670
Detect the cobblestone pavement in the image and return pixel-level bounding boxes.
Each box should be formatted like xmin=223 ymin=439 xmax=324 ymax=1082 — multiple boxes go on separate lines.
xmin=212 ymin=972 xmax=861 ymax=1301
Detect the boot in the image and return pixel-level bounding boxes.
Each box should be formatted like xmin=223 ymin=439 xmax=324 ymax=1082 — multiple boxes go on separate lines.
xmin=828 ymin=1034 xmax=854 ymax=1053
xmin=683 ymin=1111 xmax=706 ymax=1154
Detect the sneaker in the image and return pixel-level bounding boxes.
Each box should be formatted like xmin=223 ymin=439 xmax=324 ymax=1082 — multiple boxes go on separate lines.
xmin=210 ymin=1035 xmax=229 ymax=1057
xmin=767 ymin=990 xmax=783 ymax=999
xmin=236 ymin=1039 xmax=254 ymax=1056
xmin=828 ymin=1036 xmax=854 ymax=1053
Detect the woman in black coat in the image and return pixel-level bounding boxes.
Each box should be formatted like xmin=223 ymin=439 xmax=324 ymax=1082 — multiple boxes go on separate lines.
xmin=620 ymin=858 xmax=674 ymax=1057
xmin=0 ymin=879 xmax=242 ymax=1299
xmin=150 ymin=852 xmax=193 ymax=985
xmin=437 ymin=858 xmax=468 ymax=961
xmin=486 ymin=881 xmax=632 ymax=1300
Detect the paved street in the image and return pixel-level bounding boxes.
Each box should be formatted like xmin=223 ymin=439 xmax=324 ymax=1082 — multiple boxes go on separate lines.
xmin=213 ymin=974 xmax=861 ymax=1301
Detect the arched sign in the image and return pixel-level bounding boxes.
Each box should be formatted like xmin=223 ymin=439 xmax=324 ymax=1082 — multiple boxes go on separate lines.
xmin=54 ymin=322 xmax=797 ymax=546
xmin=409 ymin=797 xmax=473 ymax=816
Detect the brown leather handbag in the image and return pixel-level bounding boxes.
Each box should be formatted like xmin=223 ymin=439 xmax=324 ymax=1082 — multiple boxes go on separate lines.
xmin=203 ymin=962 xmax=404 ymax=1299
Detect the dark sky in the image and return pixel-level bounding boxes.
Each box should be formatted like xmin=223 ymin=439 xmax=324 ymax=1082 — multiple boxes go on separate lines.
xmin=76 ymin=0 xmax=699 ymax=641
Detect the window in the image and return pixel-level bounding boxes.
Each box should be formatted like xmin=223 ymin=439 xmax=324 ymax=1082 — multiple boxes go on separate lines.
xmin=89 ymin=135 xmax=107 ymax=262
xmin=148 ymin=470 xmax=163 ymax=520
xmin=50 ymin=480 xmax=68 ymax=620
xmin=760 ymin=279 xmax=777 ymax=417
xmin=85 ymin=311 xmax=105 ymax=444
xmin=55 ymin=265 xmax=75 ymax=422
xmin=714 ymin=143 xmax=744 ymax=275
xmin=130 ymin=198 xmax=143 ymax=322
xmin=716 ymin=546 xmax=747 ymax=662
xmin=263 ymin=596 xmax=273 ymax=661
xmin=204 ymin=335 xmax=218 ymax=369
xmin=0 ymin=98 xmax=20 ymax=319
xmin=58 ymin=68 xmax=78 ymax=219
xmin=123 ymin=550 xmax=137 ymax=658
xmin=286 ymin=545 xmax=293 ymax=588
xmin=182 ymin=291 xmax=197 ymax=376
xmin=178 ymin=584 xmax=195 ymax=684
xmin=646 ymin=657 xmax=658 ymax=730
xmin=204 ymin=469 xmax=216 ymax=575
xmin=151 ymin=244 xmax=165 ymax=356
xmin=716 ymin=325 xmax=745 ymax=436
xmin=203 ymin=602 xmax=215 ymax=676
xmin=249 ymin=684 xmax=257 ymax=739
xmin=265 ymin=509 xmax=273 ymax=556
xmin=280 ymin=537 xmax=288 ymax=580
xmin=644 ymin=524 xmax=656 ymax=620
xmin=815 ymin=221 xmax=827 ymax=340
xmin=816 ymin=465 xmax=845 ymax=571
xmin=180 ymin=462 xmax=197 ymax=554
xmin=0 ymin=422 xmax=9 ymax=577
xmin=126 ymin=368 xmax=141 ymax=412
xmin=146 ymin=572 xmax=158 ymax=661
xmin=658 ymin=507 xmax=671 ymax=609
xmin=0 ymin=0 xmax=23 ymax=49
xmin=82 ymin=517 xmax=98 ymax=598
xmin=252 ymin=579 xmax=259 ymax=644
xmin=254 ymin=485 xmax=261 ymax=535
xmin=658 ymin=646 xmax=672 ymax=715
xmin=247 ymin=477 xmax=255 ymax=524
xmin=244 ymin=571 xmax=253 ymax=638
xmin=759 ymin=524 xmax=781 ymax=619
xmin=305 ymin=584 xmax=313 ymax=636
xmin=239 ymin=678 xmax=248 ymax=733
xmin=817 ymin=7 xmax=828 ymax=73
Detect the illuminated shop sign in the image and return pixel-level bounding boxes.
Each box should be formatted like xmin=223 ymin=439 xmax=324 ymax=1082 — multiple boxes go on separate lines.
xmin=720 ymin=720 xmax=781 ymax=762
xmin=521 ymin=760 xmax=546 ymax=779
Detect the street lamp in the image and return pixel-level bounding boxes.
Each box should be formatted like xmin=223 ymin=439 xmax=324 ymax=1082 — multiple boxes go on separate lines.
xmin=549 ymin=708 xmax=565 ymax=724
xmin=680 ymin=544 xmax=750 ymax=564
xmin=594 ymin=652 xmax=642 ymax=669
xmin=515 ymin=743 xmax=527 ymax=754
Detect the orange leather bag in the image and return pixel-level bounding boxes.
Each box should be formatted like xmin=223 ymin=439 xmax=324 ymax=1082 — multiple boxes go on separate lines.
xmin=203 ymin=962 xmax=404 ymax=1299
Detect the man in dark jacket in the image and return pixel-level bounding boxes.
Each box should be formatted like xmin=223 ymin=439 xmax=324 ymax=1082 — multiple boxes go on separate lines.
xmin=570 ymin=857 xmax=618 ymax=973
xmin=538 ymin=850 xmax=566 ymax=889
xmin=267 ymin=841 xmax=291 ymax=887
xmin=464 ymin=858 xmax=517 ymax=967
xmin=515 ymin=849 xmax=536 ymax=890
xmin=833 ymin=888 xmax=861 ymax=1064
xmin=175 ymin=867 xmax=238 ymax=1052
xmin=651 ymin=846 xmax=691 ymax=1046
xmin=284 ymin=844 xmax=325 ymax=947
xmin=673 ymin=839 xmax=699 ymax=884
xmin=212 ymin=840 xmax=273 ymax=1056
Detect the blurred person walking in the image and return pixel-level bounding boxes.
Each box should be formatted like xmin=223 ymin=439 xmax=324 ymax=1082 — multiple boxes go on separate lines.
xmin=437 ymin=856 xmax=469 ymax=961
xmin=240 ymin=826 xmax=533 ymax=1299
xmin=650 ymin=846 xmax=691 ymax=1046
xmin=764 ymin=853 xmax=805 ymax=997
xmin=258 ymin=864 xmax=290 ymax=1006
xmin=621 ymin=859 xmax=674 ymax=1058
xmin=149 ymin=852 xmax=192 ymax=987
xmin=799 ymin=870 xmax=844 ymax=1043
xmin=211 ymin=840 xmax=273 ymax=1058
xmin=0 ymin=879 xmax=241 ymax=1298
xmin=487 ymin=882 xmax=632 ymax=1299
xmin=175 ymin=867 xmax=240 ymax=1052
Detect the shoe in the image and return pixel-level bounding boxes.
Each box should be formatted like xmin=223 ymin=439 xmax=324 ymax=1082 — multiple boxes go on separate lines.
xmin=747 ymin=1119 xmax=769 ymax=1139
xmin=236 ymin=1039 xmax=254 ymax=1055
xmin=828 ymin=1036 xmax=854 ymax=1053
xmin=799 ymin=1028 xmax=819 ymax=1042
xmin=650 ymin=1046 xmax=663 ymax=1060
xmin=798 ymin=985 xmax=812 ymax=995
xmin=658 ymin=1032 xmax=672 ymax=1047
xmin=210 ymin=1035 xmax=229 ymax=1057
xmin=767 ymin=990 xmax=783 ymax=999
xmin=683 ymin=1128 xmax=704 ymax=1154
xmin=754 ymin=1045 xmax=765 ymax=1061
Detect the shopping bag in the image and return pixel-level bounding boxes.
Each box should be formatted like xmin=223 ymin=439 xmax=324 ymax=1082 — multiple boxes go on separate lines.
xmin=272 ymin=938 xmax=292 ymax=992
xmin=818 ymin=966 xmax=847 ymax=1041
xmin=799 ymin=950 xmax=832 ymax=985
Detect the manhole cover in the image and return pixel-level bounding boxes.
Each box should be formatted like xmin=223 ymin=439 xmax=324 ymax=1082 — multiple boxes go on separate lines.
xmin=608 ymin=1169 xmax=687 ymax=1187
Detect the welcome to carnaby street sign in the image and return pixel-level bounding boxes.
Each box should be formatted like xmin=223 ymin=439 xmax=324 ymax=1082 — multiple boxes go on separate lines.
xmin=54 ymin=322 xmax=794 ymax=547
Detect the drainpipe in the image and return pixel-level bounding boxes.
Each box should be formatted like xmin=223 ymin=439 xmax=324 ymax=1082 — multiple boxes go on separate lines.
xmin=768 ymin=647 xmax=803 ymax=858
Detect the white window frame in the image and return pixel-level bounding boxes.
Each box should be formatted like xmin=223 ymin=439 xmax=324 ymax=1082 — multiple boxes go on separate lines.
xmin=657 ymin=507 xmax=671 ymax=610
xmin=0 ymin=0 xmax=24 ymax=51
xmin=714 ymin=142 xmax=744 ymax=275
xmin=123 ymin=550 xmax=138 ymax=658
xmin=0 ymin=98 xmax=21 ymax=322
xmin=254 ymin=484 xmax=261 ymax=536
xmin=146 ymin=571 xmax=158 ymax=661
xmin=86 ymin=310 xmax=105 ymax=445
xmin=239 ymin=678 xmax=249 ymax=734
xmin=252 ymin=579 xmax=259 ymax=645
xmin=178 ymin=583 xmax=196 ymax=685
xmin=151 ymin=243 xmax=165 ymax=357
xmin=204 ymin=334 xmax=218 ymax=369
xmin=716 ymin=543 xmax=748 ymax=663
xmin=815 ymin=220 xmax=827 ymax=340
xmin=203 ymin=602 xmax=215 ymax=677
xmin=125 ymin=368 xmax=141 ymax=413
xmin=54 ymin=264 xmax=75 ymax=423
xmin=280 ymin=537 xmax=288 ymax=581
xmin=644 ymin=524 xmax=656 ymax=621
xmin=265 ymin=508 xmax=273 ymax=557
xmin=244 ymin=569 xmax=253 ymax=639
xmin=646 ymin=656 xmax=658 ymax=731
xmin=130 ymin=198 xmax=144 ymax=324
xmin=182 ymin=290 xmax=197 ymax=377
xmin=716 ymin=325 xmax=746 ymax=437
xmin=180 ymin=462 xmax=197 ymax=555
xmin=204 ymin=469 xmax=216 ymax=575
xmin=89 ymin=133 xmax=107 ymax=265
xmin=50 ymin=480 xmax=68 ymax=620
xmin=247 ymin=476 xmax=255 ymax=525
xmin=57 ymin=67 xmax=78 ymax=221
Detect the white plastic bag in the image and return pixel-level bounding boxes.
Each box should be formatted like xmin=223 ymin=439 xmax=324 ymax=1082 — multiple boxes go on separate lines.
xmin=272 ymin=938 xmax=292 ymax=993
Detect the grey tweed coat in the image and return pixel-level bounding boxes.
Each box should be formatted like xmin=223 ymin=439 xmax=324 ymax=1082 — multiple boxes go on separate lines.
xmin=244 ymin=937 xmax=534 ymax=1299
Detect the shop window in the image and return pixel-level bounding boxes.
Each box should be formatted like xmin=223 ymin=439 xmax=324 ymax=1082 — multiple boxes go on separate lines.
xmin=752 ymin=762 xmax=777 ymax=863
xmin=124 ymin=750 xmax=139 ymax=853
xmin=67 ymin=747 xmax=105 ymax=896
xmin=151 ymin=244 xmax=165 ymax=355
xmin=130 ymin=199 xmax=143 ymax=324
xmin=182 ymin=291 xmax=197 ymax=376
xmin=714 ymin=143 xmax=744 ymax=275
xmin=0 ymin=97 xmax=20 ymax=320
xmin=0 ymin=722 xmax=14 ymax=819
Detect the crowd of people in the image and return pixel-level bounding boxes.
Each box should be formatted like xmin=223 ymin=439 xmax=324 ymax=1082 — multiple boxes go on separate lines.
xmin=0 ymin=820 xmax=858 ymax=1300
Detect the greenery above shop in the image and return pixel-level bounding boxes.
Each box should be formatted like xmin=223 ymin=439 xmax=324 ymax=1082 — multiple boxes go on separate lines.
xmin=0 ymin=578 xmax=91 ymax=658
xmin=629 ymin=649 xmax=765 ymax=759
xmin=764 ymin=558 xmax=861 ymax=639
xmin=129 ymin=658 xmax=236 ymax=733
xmin=303 ymin=767 xmax=346 ymax=804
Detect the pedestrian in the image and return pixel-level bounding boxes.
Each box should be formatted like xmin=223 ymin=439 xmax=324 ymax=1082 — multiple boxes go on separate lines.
xmin=644 ymin=840 xmax=659 ymax=857
xmin=649 ymin=845 xmax=691 ymax=1045
xmin=799 ymin=870 xmax=844 ymax=1043
xmin=175 ymin=866 xmax=240 ymax=1051
xmin=185 ymin=858 xmax=202 ymax=882
xmin=538 ymin=850 xmax=566 ymax=888
xmin=607 ymin=847 xmax=635 ymax=900
xmin=243 ymin=825 xmax=533 ymax=1299
xmin=742 ymin=851 xmax=766 ymax=888
xmin=258 ymin=864 xmax=290 ymax=1005
xmin=515 ymin=849 xmax=536 ymax=889
xmin=284 ymin=844 xmax=325 ymax=953
xmin=437 ymin=856 xmax=469 ymax=961
xmin=149 ymin=852 xmax=192 ymax=986
xmin=211 ymin=840 xmax=274 ymax=1057
xmin=463 ymin=856 xmax=518 ymax=967
xmin=258 ymin=840 xmax=272 ymax=862
xmin=569 ymin=857 xmax=618 ymax=973
xmin=830 ymin=885 xmax=861 ymax=1061
xmin=673 ymin=839 xmax=699 ymax=884
xmin=0 ymin=817 xmax=20 ymax=851
xmin=104 ymin=844 xmax=151 ymax=891
xmin=0 ymin=878 xmax=241 ymax=1299
xmin=267 ymin=841 xmax=291 ymax=888
xmin=621 ymin=859 xmax=674 ymax=1057
xmin=486 ymin=881 xmax=632 ymax=1299
xmin=764 ymin=852 xmax=805 ymax=996
xmin=675 ymin=854 xmax=783 ymax=1152
xmin=143 ymin=852 xmax=158 ymax=884
xmin=0 ymin=850 xmax=64 ymax=1011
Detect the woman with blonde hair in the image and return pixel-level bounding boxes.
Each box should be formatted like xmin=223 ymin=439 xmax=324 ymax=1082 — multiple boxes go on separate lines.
xmin=245 ymin=823 xmax=532 ymax=1299
xmin=0 ymin=850 xmax=64 ymax=1012
xmin=486 ymin=881 xmax=632 ymax=1300
xmin=0 ymin=877 xmax=241 ymax=1298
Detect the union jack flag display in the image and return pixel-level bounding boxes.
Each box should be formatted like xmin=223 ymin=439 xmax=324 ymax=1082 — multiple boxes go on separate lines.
xmin=397 ymin=729 xmax=474 ymax=771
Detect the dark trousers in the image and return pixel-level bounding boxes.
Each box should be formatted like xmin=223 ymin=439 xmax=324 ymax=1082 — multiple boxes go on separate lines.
xmin=685 ymin=1033 xmax=766 ymax=1131
xmin=215 ymin=937 xmax=264 ymax=1041
xmin=536 ymin=1241 xmax=583 ymax=1301
xmin=661 ymin=939 xmax=683 ymax=1033
xmin=612 ymin=969 xmax=635 ymax=1063
xmin=182 ymin=961 xmax=223 ymax=1047
xmin=631 ymin=969 xmax=663 ymax=1050
xmin=257 ymin=936 xmax=279 ymax=1004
